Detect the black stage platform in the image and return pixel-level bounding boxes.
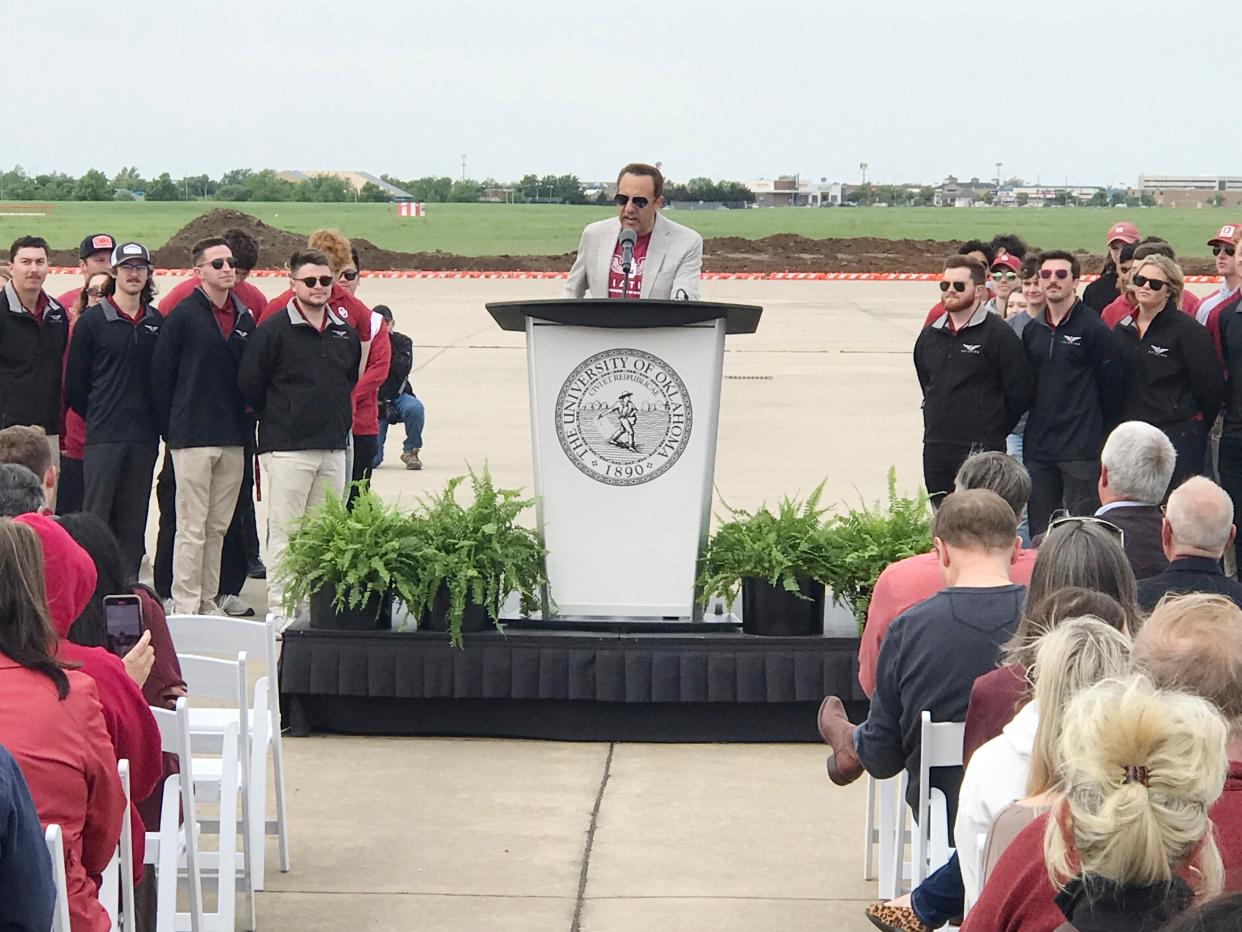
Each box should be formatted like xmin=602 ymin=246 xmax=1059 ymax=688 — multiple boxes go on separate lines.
xmin=278 ymin=620 xmax=868 ymax=742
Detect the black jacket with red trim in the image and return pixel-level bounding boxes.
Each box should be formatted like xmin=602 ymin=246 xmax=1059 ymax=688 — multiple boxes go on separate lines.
xmin=0 ymin=283 xmax=69 ymax=434
xmin=1114 ymin=301 xmax=1223 ymax=429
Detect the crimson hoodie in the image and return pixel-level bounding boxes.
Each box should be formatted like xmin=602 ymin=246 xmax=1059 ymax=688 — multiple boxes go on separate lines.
xmin=14 ymin=512 xmax=161 ymax=883
xmin=352 ymin=316 xmax=391 ymax=436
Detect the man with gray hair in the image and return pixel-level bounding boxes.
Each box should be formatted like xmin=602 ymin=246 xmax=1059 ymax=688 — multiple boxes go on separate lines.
xmin=0 ymin=464 xmax=45 ymax=517
xmin=1095 ymin=421 xmax=1177 ymax=580
xmin=1136 ymin=476 xmax=1242 ymax=609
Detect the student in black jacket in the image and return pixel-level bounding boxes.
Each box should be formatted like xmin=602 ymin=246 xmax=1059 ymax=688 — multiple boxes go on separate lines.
xmin=149 ymin=236 xmax=255 ymax=616
xmin=0 ymin=236 xmax=69 ymax=464
xmin=1081 ymin=220 xmax=1140 ymax=312
xmin=1114 ymin=255 xmax=1224 ymax=492
xmin=65 ymin=242 xmax=163 ymax=574
xmin=1022 ymin=251 xmax=1127 ymax=537
xmin=1214 ymin=278 xmax=1242 ymax=568
xmin=914 ymin=255 xmax=1034 ymax=505
xmin=238 ymin=249 xmax=361 ymax=629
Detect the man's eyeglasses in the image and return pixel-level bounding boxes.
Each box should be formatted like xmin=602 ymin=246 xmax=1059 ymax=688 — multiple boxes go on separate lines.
xmin=1038 ymin=268 xmax=1071 ymax=280
xmin=118 ymin=262 xmax=148 ymax=273
xmin=338 ymin=269 xmax=359 ymax=281
xmin=1047 ymin=514 xmax=1125 ymax=547
xmin=199 ymin=257 xmax=237 ymax=270
xmin=939 ymin=280 xmax=968 ymax=293
xmin=613 ymin=194 xmax=651 ymax=209
xmin=991 ymin=270 xmax=1018 ymax=281
xmin=297 ymin=275 xmax=334 ymax=288
xmin=1213 ymin=244 xmax=1237 ymax=257
xmin=1131 ymin=274 xmax=1168 ymax=292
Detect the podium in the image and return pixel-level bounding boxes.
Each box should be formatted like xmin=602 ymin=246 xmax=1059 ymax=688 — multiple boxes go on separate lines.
xmin=488 ymin=299 xmax=762 ymax=619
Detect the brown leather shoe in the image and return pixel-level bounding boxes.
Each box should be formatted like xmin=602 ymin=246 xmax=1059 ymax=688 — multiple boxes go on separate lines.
xmin=817 ymin=695 xmax=863 ymax=785
xmin=864 ymin=901 xmax=933 ymax=932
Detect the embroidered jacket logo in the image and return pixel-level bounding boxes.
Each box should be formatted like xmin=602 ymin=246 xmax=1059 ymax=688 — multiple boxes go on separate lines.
xmin=961 ymin=344 xmax=982 ymax=354
xmin=1149 ymin=345 xmax=1170 ymax=357
xmin=1063 ymin=335 xmax=1082 ymax=346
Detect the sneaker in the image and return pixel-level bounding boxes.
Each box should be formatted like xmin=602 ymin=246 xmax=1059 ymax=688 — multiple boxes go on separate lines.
xmin=401 ymin=449 xmax=423 ymax=470
xmin=218 ymin=595 xmax=256 ymax=618
xmin=246 ymin=558 xmax=267 ymax=580
xmin=198 ymin=600 xmax=223 ymax=616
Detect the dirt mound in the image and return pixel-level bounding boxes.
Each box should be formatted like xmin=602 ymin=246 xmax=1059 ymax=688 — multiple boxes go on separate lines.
xmin=98 ymin=208 xmax=1219 ymax=276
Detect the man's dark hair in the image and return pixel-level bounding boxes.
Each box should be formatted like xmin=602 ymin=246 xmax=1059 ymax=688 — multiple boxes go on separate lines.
xmin=1039 ymin=249 xmax=1081 ymax=280
xmin=289 ymin=249 xmax=333 ymax=276
xmin=1020 ymin=254 xmax=1042 ymax=280
xmin=0 ymin=464 xmax=44 ymax=517
xmin=932 ymin=489 xmax=1018 ymax=551
xmin=57 ymin=512 xmax=134 ymax=649
xmin=190 ymin=236 xmax=229 ymax=266
xmin=8 ymin=236 xmax=48 ymax=262
xmin=222 ymin=228 xmax=259 ymax=271
xmin=990 ymin=233 xmax=1027 ymax=260
xmin=0 ymin=426 xmax=50 ymax=480
xmin=958 ymin=239 xmax=995 ymax=264
xmin=944 ymin=254 xmax=986 ymax=285
xmin=1134 ymin=238 xmax=1176 ymax=261
xmin=617 ymin=162 xmax=663 ymax=199
xmin=350 ymin=246 xmax=361 ymax=271
xmin=101 ymin=270 xmax=158 ymax=308
xmin=1119 ymin=242 xmax=1138 ymax=264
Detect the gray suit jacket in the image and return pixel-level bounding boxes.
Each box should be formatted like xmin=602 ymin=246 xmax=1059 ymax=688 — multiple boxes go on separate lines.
xmin=563 ymin=212 xmax=703 ymax=301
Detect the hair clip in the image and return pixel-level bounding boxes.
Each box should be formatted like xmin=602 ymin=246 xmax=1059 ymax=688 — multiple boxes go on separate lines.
xmin=1122 ymin=765 xmax=1150 ymax=786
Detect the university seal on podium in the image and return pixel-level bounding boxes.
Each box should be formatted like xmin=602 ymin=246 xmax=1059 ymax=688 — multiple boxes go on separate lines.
xmin=555 ymin=348 xmax=693 ymax=486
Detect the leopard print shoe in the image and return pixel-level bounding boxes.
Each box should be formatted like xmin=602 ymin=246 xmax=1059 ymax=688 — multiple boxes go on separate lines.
xmin=863 ymin=901 xmax=935 ymax=932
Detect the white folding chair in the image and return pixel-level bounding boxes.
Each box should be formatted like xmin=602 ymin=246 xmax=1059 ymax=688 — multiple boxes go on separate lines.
xmin=166 ymin=613 xmax=291 ymax=885
xmin=100 ymin=759 xmax=137 ymax=931
xmin=177 ymin=653 xmax=254 ymax=932
xmin=911 ymin=711 xmax=965 ymax=885
xmin=863 ymin=772 xmax=911 ymax=899
xmin=45 ymin=824 xmax=71 ymax=932
xmin=147 ymin=698 xmax=204 ymax=932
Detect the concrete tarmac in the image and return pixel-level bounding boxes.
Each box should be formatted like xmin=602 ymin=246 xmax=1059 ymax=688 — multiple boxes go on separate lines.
xmin=44 ymin=273 xmax=1149 ymax=930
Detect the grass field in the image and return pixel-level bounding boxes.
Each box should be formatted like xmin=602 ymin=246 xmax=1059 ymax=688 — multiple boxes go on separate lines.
xmin=0 ymin=202 xmax=1233 ymax=259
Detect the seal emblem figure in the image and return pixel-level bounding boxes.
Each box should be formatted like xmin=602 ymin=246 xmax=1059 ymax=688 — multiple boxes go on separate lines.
xmin=556 ymin=348 xmax=693 ymax=486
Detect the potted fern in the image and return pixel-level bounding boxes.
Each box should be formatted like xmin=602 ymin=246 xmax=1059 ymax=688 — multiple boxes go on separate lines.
xmin=820 ymin=468 xmax=932 ymax=634
xmin=278 ymin=486 xmax=422 ymax=630
xmin=698 ymin=482 xmax=835 ymax=636
xmin=404 ymin=466 xmax=548 ymax=648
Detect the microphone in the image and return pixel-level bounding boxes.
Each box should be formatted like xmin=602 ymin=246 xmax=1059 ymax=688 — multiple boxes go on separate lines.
xmin=618 ymin=229 xmax=637 ymax=275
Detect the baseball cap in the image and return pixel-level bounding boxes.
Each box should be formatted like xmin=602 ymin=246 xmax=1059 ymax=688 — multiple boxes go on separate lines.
xmin=1208 ymin=224 xmax=1242 ymax=247
xmin=1105 ymin=221 xmax=1139 ymax=245
xmin=109 ymin=242 xmax=151 ymax=267
xmin=991 ymin=254 xmax=1021 ymax=273
xmin=79 ymin=233 xmax=115 ymax=260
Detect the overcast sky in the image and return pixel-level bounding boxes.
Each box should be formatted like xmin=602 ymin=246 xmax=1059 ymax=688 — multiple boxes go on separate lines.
xmin=13 ymin=0 xmax=1224 ymax=188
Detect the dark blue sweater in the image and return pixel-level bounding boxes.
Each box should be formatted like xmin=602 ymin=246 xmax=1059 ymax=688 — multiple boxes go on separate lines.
xmin=0 ymin=744 xmax=55 ymax=931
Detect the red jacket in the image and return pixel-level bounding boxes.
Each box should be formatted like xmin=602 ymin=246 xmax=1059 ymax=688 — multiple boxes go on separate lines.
xmin=352 ymin=317 xmax=390 ymax=436
xmin=159 ymin=277 xmax=268 ymax=317
xmin=0 ymin=661 xmax=124 ymax=932
xmin=14 ymin=513 xmax=162 ymax=884
xmin=962 ymin=662 xmax=1027 ymax=765
xmin=962 ymin=761 xmax=1242 ymax=931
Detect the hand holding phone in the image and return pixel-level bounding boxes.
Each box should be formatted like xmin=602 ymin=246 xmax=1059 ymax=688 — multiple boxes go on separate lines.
xmin=121 ymin=630 xmax=154 ymax=688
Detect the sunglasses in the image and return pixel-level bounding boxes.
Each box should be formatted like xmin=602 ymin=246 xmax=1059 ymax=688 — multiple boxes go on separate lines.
xmin=1047 ymin=514 xmax=1125 ymax=547
xmin=338 ymin=269 xmax=359 ymax=281
xmin=1038 ymin=268 xmax=1071 ymax=280
xmin=199 ymin=257 xmax=237 ymax=270
xmin=991 ymin=270 xmax=1018 ymax=281
xmin=613 ymin=194 xmax=651 ymax=209
xmin=1131 ymin=274 xmax=1168 ymax=291
xmin=938 ymin=280 xmax=968 ymax=293
xmin=297 ymin=275 xmax=334 ymax=288
xmin=85 ymin=287 xmax=103 ymax=298
xmin=1213 ymin=244 xmax=1237 ymax=257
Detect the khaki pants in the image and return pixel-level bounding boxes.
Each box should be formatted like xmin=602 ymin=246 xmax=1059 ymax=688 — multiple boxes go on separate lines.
xmin=170 ymin=446 xmax=245 ymax=614
xmin=261 ymin=449 xmax=347 ymax=618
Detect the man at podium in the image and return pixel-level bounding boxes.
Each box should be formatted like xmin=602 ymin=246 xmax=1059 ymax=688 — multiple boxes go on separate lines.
xmin=565 ymin=163 xmax=703 ymax=301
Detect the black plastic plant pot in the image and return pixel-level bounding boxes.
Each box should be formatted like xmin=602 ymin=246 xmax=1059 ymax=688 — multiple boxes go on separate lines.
xmin=419 ymin=583 xmax=493 ymax=634
xmin=740 ymin=576 xmax=825 ymax=636
xmin=309 ymin=587 xmax=393 ymax=631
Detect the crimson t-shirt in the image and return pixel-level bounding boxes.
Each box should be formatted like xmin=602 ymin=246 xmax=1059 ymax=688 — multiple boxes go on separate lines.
xmin=608 ymin=233 xmax=651 ymax=299
xmin=212 ymin=300 xmax=234 ymax=338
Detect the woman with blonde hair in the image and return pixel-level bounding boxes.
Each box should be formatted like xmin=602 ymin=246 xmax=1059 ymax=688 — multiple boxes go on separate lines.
xmin=1115 ymin=252 xmax=1224 ymax=488
xmin=964 ymin=675 xmax=1229 ymax=931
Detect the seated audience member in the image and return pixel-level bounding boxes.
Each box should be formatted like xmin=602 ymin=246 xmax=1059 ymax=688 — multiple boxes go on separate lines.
xmin=1137 ymin=476 xmax=1242 ymax=610
xmin=820 ymin=491 xmax=1025 ymax=831
xmin=1095 ymin=420 xmax=1177 ymax=580
xmin=1160 ymin=891 xmax=1242 ymax=931
xmin=965 ymin=594 xmax=1242 ymax=929
xmin=0 ymin=425 xmax=56 ymax=512
xmin=13 ymin=512 xmax=162 ymax=891
xmin=0 ymin=744 xmax=55 ymax=931
xmin=963 ymin=519 xmax=1140 ymax=763
xmin=866 ymin=616 xmax=1131 ymax=932
xmin=857 ymin=451 xmax=1036 ymax=696
xmin=0 ymin=464 xmax=44 ymax=517
xmin=0 ymin=519 xmax=125 ymax=932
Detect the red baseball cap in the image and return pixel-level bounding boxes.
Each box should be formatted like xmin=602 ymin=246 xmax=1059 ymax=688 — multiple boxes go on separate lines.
xmin=1208 ymin=224 xmax=1242 ymax=247
xmin=991 ymin=254 xmax=1021 ymax=273
xmin=1105 ymin=221 xmax=1139 ymax=245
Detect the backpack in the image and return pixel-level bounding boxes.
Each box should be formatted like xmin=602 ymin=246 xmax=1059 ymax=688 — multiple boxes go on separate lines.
xmin=380 ymin=329 xmax=414 ymax=404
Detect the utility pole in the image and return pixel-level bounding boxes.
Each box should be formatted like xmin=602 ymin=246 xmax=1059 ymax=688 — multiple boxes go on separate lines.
xmin=995 ymin=161 xmax=1002 ymax=189
xmin=859 ymin=162 xmax=868 ymax=206
xmin=461 ymin=154 xmax=467 ymax=181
